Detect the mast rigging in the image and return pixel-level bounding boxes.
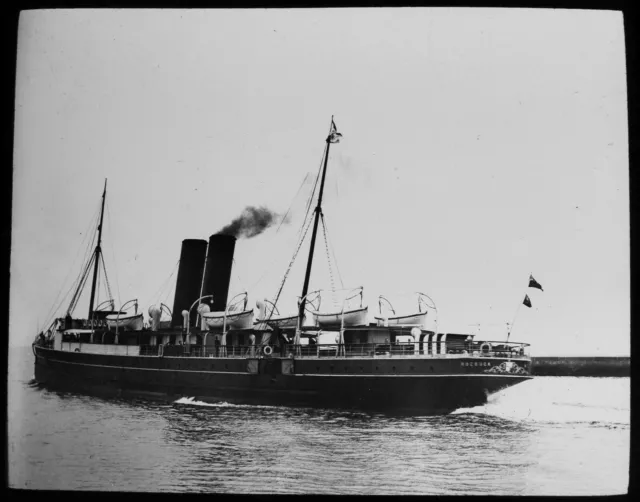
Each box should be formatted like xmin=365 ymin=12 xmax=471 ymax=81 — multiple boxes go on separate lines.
xmin=88 ymin=179 xmax=107 ymax=320
xmin=298 ymin=117 xmax=341 ymax=323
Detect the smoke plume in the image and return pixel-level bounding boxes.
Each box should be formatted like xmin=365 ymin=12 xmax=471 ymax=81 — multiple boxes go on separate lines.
xmin=216 ymin=206 xmax=282 ymax=239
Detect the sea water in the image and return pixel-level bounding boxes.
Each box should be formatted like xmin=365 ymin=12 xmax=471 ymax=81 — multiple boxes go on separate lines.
xmin=9 ymin=346 xmax=629 ymax=494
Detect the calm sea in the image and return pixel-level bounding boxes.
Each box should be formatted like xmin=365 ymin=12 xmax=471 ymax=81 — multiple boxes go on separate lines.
xmin=9 ymin=346 xmax=629 ymax=495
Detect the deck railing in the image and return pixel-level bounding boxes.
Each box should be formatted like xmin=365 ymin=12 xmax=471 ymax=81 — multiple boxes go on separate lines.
xmin=283 ymin=341 xmax=530 ymax=358
xmin=136 ymin=341 xmax=530 ymax=359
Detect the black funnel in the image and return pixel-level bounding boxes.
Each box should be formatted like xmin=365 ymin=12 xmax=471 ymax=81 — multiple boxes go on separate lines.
xmin=202 ymin=234 xmax=236 ymax=312
xmin=171 ymin=239 xmax=207 ymax=327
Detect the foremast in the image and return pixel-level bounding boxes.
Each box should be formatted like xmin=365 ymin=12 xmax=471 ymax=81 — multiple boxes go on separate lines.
xmin=88 ymin=179 xmax=107 ymax=321
xmin=298 ymin=118 xmax=342 ymax=323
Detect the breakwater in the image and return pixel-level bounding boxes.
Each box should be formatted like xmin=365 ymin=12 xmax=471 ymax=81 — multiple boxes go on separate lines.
xmin=531 ymin=357 xmax=629 ymax=377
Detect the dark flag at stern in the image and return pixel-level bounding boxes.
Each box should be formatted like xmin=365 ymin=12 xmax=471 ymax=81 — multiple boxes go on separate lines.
xmin=523 ymin=295 xmax=532 ymax=308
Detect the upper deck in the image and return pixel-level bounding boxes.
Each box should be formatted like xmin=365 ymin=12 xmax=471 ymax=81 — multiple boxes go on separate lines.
xmin=38 ymin=320 xmax=531 ymax=362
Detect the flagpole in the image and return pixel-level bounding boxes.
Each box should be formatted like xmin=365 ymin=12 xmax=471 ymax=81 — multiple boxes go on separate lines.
xmin=508 ymin=273 xmax=529 ymax=342
xmin=507 ymin=301 xmax=523 ymax=343
xmin=509 ymin=272 xmax=542 ymax=342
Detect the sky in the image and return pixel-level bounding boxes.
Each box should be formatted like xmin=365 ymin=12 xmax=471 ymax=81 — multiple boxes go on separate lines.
xmin=11 ymin=8 xmax=628 ymax=356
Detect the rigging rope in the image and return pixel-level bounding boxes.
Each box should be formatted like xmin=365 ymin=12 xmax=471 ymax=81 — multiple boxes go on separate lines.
xmin=275 ymin=172 xmax=312 ymax=235
xmin=39 ymin=202 xmax=102 ymax=331
xmin=268 ymin=212 xmax=315 ymax=316
xmin=100 ymin=252 xmax=113 ymax=306
xmin=150 ymin=260 xmax=179 ymax=305
xmin=232 ymin=258 xmax=246 ymax=299
xmin=162 ymin=274 xmax=176 ymax=307
xmin=105 ymin=198 xmax=121 ymax=307
xmin=162 ymin=265 xmax=178 ymax=306
xmin=267 ymin=142 xmax=334 ymax=317
xmin=252 ymin=143 xmax=329 ymax=319
xmin=65 ymin=239 xmax=98 ymax=315
xmin=250 ymin=148 xmax=325 ymax=313
xmin=295 ymin=143 xmax=325 ymax=245
xmin=320 ymin=213 xmax=339 ymax=308
xmin=321 ymin=215 xmax=344 ymax=291
xmin=95 ymin=259 xmax=102 ymax=315
xmin=248 ymin=171 xmax=320 ymax=293
xmin=65 ymin=206 xmax=101 ymax=316
xmin=67 ymin=251 xmax=96 ymax=315
xmin=60 ymin=209 xmax=100 ymax=312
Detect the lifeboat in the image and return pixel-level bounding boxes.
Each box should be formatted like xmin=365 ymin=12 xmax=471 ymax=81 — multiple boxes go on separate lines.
xmin=261 ymin=314 xmax=300 ymax=329
xmin=255 ymin=298 xmax=319 ymax=329
xmin=105 ymin=312 xmax=144 ymax=331
xmin=202 ymin=309 xmax=254 ymax=330
xmin=376 ymin=311 xmax=427 ymax=327
xmin=374 ymin=292 xmax=436 ymax=328
xmin=312 ymin=306 xmax=369 ymax=327
xmin=202 ymin=292 xmax=254 ymax=330
xmin=309 ymin=287 xmax=368 ymax=328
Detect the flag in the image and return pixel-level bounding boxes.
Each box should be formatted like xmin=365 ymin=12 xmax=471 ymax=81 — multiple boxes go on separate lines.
xmin=328 ymin=118 xmax=342 ymax=143
xmin=528 ymin=274 xmax=543 ymax=291
xmin=523 ymin=295 xmax=532 ymax=308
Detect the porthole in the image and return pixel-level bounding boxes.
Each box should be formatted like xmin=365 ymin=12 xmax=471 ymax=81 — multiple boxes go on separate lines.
xmin=392 ymin=366 xmax=396 ymax=373
xmin=330 ymin=365 xmax=334 ymax=372
xmin=316 ymin=366 xmax=320 ymax=372
xmin=225 ymin=364 xmax=228 ymax=370
xmin=410 ymin=366 xmax=415 ymax=371
xmin=360 ymin=366 xmax=364 ymax=372
xmin=430 ymin=366 xmax=434 ymax=373
xmin=375 ymin=366 xmax=379 ymax=371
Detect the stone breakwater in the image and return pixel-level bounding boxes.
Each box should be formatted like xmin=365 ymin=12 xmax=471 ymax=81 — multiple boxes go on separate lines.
xmin=531 ymin=357 xmax=629 ymax=377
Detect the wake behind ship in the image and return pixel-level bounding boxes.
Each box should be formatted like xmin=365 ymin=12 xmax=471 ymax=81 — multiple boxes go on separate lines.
xmin=33 ymin=119 xmax=533 ymax=415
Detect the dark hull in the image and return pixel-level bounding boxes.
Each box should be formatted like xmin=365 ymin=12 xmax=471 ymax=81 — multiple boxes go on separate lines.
xmin=33 ymin=346 xmax=531 ymax=415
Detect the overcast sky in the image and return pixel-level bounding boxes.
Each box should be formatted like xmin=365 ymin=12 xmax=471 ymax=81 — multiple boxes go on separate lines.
xmin=11 ymin=8 xmax=628 ymax=356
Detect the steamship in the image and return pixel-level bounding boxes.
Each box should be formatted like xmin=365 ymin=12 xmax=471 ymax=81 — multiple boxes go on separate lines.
xmin=32 ymin=119 xmax=532 ymax=415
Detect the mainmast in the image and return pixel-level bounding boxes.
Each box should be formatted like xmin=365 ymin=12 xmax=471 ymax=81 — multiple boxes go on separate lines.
xmin=298 ymin=118 xmax=342 ymax=322
xmin=88 ymin=179 xmax=107 ymax=319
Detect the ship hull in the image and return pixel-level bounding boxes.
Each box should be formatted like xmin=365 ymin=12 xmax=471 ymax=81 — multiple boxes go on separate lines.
xmin=33 ymin=346 xmax=531 ymax=414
